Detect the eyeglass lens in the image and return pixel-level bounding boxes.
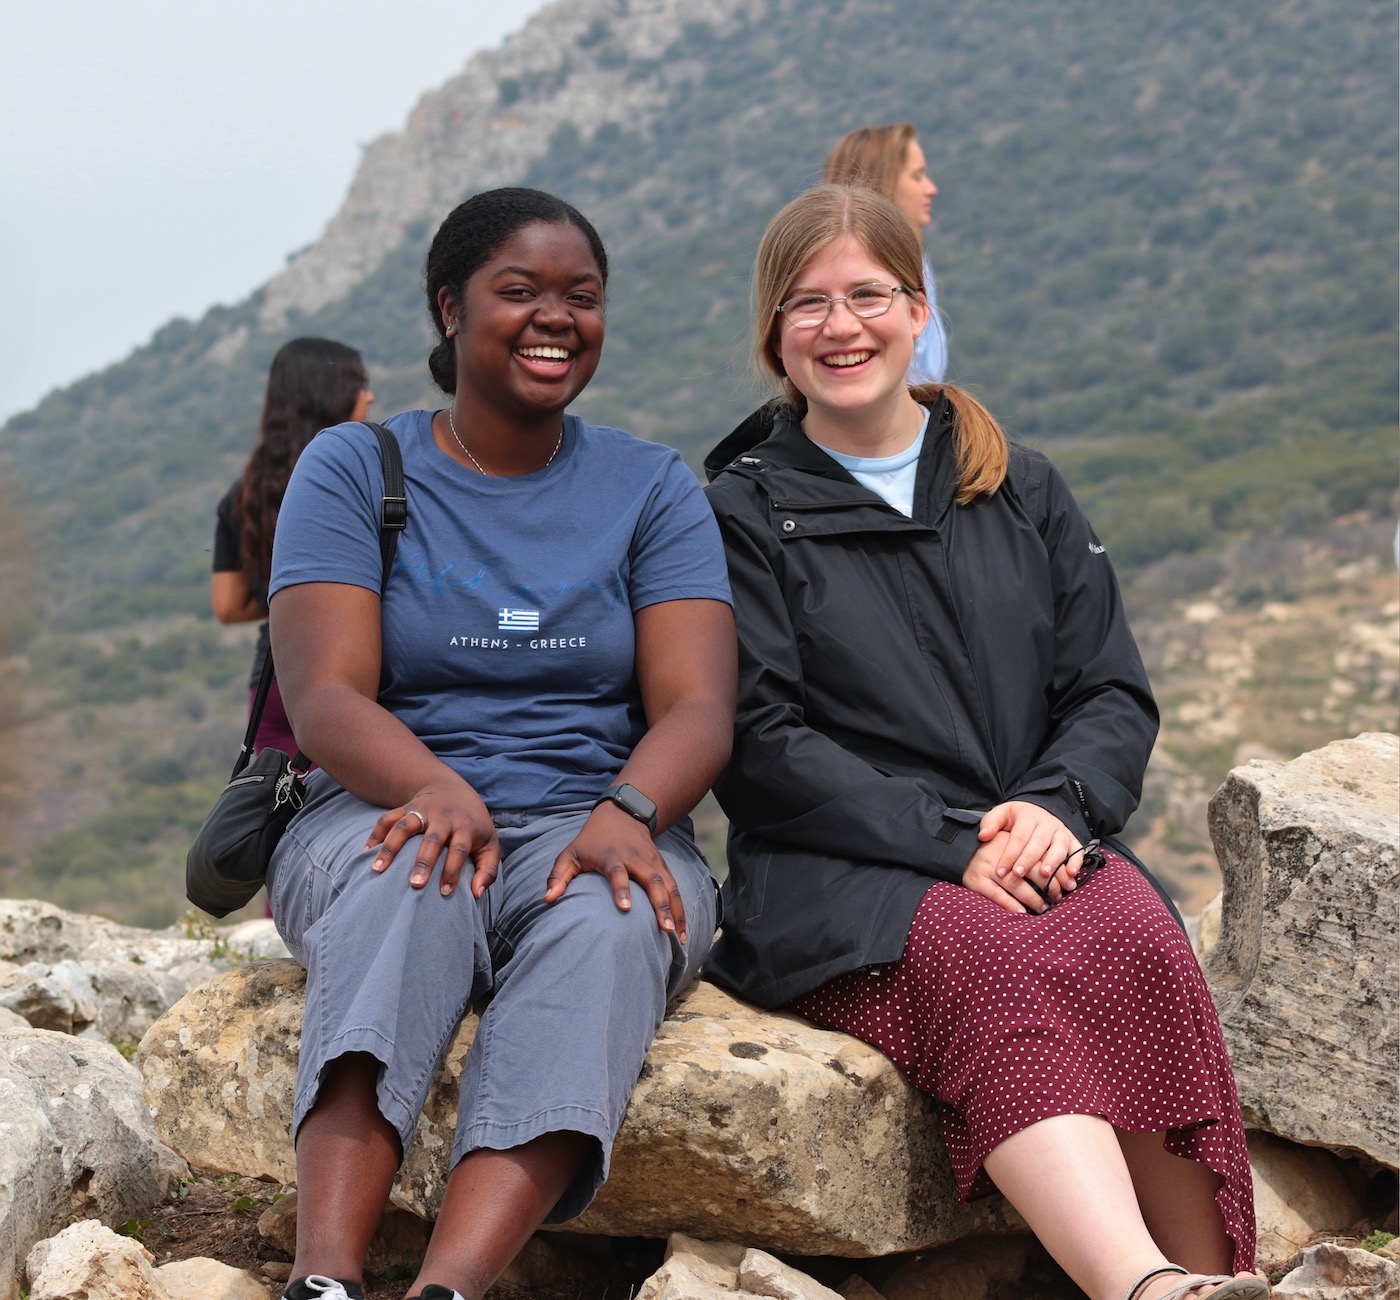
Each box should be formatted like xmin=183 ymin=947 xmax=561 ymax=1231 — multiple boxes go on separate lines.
xmin=780 ymin=283 xmax=898 ymax=327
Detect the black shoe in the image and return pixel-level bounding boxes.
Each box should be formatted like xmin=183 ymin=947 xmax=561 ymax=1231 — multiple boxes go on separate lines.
xmin=406 ymin=1287 xmax=466 ymax=1300
xmin=282 ymin=1277 xmax=365 ymax=1300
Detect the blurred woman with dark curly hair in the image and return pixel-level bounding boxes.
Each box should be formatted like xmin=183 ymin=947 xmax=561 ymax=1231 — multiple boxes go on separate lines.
xmin=211 ymin=336 xmax=373 ymax=755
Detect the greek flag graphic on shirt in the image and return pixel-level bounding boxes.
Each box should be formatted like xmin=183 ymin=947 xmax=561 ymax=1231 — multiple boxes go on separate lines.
xmin=498 ymin=607 xmax=540 ymax=632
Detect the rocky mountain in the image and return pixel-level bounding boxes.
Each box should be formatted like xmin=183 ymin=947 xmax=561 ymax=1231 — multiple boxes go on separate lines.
xmin=0 ymin=0 xmax=1395 ymax=924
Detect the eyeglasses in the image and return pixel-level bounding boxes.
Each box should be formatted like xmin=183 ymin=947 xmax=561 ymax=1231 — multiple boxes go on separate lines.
xmin=776 ymin=282 xmax=913 ymax=329
xmin=1026 ymin=839 xmax=1104 ymax=908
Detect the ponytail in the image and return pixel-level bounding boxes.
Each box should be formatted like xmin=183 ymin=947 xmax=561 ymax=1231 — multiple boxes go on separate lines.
xmin=913 ymin=382 xmax=1009 ymax=504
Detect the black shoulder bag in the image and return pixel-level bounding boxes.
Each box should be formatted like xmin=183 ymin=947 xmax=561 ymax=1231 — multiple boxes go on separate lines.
xmin=185 ymin=422 xmax=407 ymax=917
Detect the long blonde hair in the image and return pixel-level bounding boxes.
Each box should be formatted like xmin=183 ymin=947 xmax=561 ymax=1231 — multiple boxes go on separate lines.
xmin=824 ymin=122 xmax=919 ymax=206
xmin=752 ymin=185 xmax=1007 ymax=504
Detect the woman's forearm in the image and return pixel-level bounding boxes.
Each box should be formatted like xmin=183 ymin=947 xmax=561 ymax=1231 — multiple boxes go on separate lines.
xmin=608 ymin=695 xmax=733 ymax=834
xmin=289 ymin=682 xmax=465 ymax=807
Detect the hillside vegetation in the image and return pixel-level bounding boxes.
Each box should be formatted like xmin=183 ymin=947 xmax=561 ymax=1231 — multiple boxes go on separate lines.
xmin=1 ymin=0 xmax=1395 ymax=925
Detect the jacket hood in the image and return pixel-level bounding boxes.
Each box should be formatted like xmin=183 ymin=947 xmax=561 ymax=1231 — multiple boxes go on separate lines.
xmin=703 ymin=401 xmax=790 ymax=481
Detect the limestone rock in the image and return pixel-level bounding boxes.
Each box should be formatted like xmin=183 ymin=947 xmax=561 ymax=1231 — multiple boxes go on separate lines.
xmin=637 ymin=1234 xmax=842 ymax=1299
xmin=1 ymin=1029 xmax=185 ymax=1300
xmin=1272 ymin=1242 xmax=1400 ymax=1298
xmin=0 ymin=899 xmax=283 ymax=1047
xmin=1194 ymin=889 xmax=1222 ymax=957
xmin=24 ymin=1219 xmax=163 ymax=1300
xmin=140 ymin=965 xmax=1022 ymax=1257
xmin=1248 ymin=1132 xmax=1365 ymax=1261
xmin=157 ymin=1256 xmax=271 ymax=1299
xmin=1204 ymin=733 xmax=1399 ymax=1167
xmin=737 ymin=1249 xmax=845 ymax=1299
xmin=137 ymin=960 xmax=304 ymax=1185
xmin=572 ymin=982 xmax=1022 ymax=1254
xmin=655 ymin=1233 xmax=747 ymax=1292
xmin=836 ymin=1278 xmax=889 ymax=1300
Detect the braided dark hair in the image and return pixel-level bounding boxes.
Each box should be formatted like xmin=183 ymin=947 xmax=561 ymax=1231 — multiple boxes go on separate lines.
xmin=424 ymin=187 xmax=609 ymax=394
xmin=237 ymin=337 xmax=367 ymax=591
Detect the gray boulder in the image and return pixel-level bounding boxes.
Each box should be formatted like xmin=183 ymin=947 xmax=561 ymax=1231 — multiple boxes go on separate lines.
xmin=1204 ymin=732 xmax=1399 ymax=1168
xmin=0 ymin=899 xmax=286 ymax=1047
xmin=1 ymin=1030 xmax=185 ymax=1300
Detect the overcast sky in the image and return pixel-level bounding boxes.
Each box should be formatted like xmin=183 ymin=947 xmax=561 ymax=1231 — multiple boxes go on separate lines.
xmin=0 ymin=0 xmax=553 ymax=426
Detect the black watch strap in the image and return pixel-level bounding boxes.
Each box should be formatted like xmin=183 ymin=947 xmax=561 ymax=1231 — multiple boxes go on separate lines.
xmin=594 ymin=783 xmax=658 ymax=834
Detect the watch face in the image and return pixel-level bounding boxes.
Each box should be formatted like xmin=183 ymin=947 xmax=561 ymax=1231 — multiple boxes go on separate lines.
xmin=606 ymin=784 xmax=656 ymax=829
xmin=618 ymin=785 xmax=654 ymax=818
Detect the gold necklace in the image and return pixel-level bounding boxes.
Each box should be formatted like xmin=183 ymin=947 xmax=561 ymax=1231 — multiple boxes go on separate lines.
xmin=447 ymin=407 xmax=563 ymax=476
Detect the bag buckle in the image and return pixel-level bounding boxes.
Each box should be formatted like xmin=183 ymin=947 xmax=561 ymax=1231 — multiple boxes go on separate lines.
xmin=273 ymin=768 xmax=305 ymax=812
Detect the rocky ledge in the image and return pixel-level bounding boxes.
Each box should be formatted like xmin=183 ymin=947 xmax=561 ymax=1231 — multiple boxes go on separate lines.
xmin=2 ymin=733 xmax=1396 ymax=1300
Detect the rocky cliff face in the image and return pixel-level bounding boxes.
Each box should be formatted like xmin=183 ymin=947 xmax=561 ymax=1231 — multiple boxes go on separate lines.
xmin=258 ymin=0 xmax=761 ymax=323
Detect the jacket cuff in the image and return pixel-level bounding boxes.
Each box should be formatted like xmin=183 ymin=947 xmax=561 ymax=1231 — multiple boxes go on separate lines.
xmin=929 ymin=808 xmax=982 ymax=883
xmin=1011 ymin=789 xmax=1090 ymax=837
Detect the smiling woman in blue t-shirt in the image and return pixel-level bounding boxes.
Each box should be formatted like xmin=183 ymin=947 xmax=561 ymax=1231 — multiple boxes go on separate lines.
xmin=264 ymin=188 xmax=736 ymax=1300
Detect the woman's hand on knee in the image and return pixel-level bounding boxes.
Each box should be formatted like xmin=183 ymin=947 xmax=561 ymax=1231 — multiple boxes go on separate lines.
xmin=366 ymin=780 xmax=500 ymax=898
xmin=977 ymin=801 xmax=1080 ymax=902
xmin=545 ymin=805 xmax=689 ymax=944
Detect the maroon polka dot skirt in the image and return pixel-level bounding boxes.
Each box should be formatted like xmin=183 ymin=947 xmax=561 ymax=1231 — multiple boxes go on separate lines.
xmin=789 ymin=851 xmax=1256 ymax=1272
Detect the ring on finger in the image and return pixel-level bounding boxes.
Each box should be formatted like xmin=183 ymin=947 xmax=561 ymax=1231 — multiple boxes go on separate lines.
xmin=404 ymin=809 xmax=427 ymax=834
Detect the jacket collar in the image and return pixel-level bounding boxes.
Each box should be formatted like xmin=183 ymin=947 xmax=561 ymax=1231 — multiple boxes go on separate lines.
xmin=705 ymin=391 xmax=954 ymax=484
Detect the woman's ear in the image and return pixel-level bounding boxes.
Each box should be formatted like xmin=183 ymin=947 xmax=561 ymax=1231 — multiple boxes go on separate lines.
xmin=437 ymin=285 xmax=459 ymax=337
xmin=908 ymin=290 xmax=931 ymax=342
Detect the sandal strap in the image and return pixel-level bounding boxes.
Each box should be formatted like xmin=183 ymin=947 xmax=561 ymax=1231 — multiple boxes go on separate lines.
xmin=1156 ymin=1277 xmax=1240 ymax=1300
xmin=1125 ymin=1265 xmax=1190 ymax=1300
xmin=1153 ymin=1276 xmax=1265 ymax=1298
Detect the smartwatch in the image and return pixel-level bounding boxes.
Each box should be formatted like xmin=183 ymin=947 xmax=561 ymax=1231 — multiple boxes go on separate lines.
xmin=594 ymin=783 xmax=658 ymax=834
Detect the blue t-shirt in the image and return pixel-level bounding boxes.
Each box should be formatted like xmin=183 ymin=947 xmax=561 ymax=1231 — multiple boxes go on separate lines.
xmin=270 ymin=410 xmax=732 ymax=809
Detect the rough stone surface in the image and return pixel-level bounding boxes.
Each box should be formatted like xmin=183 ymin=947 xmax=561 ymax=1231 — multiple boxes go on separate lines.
xmin=255 ymin=0 xmax=765 ymax=326
xmin=1203 ymin=733 xmax=1399 ymax=1167
xmin=836 ymin=1277 xmax=889 ymax=1300
xmin=637 ymin=1234 xmax=843 ymax=1299
xmin=24 ymin=1219 xmax=164 ymax=1300
xmin=0 ymin=899 xmax=284 ymax=1047
xmin=738 ymin=1249 xmax=845 ymax=1299
xmin=1 ymin=1029 xmax=185 ymax=1300
xmin=157 ymin=1255 xmax=271 ymax=1300
xmin=1248 ymin=1132 xmax=1365 ymax=1261
xmin=1272 ymin=1242 xmax=1400 ymax=1298
xmin=140 ymin=965 xmax=1022 ymax=1257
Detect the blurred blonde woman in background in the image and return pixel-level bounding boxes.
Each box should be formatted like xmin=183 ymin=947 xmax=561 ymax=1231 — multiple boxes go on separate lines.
xmin=825 ymin=122 xmax=947 ymax=382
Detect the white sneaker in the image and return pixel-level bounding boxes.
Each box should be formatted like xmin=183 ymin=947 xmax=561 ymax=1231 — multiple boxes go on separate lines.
xmin=283 ymin=1277 xmax=361 ymax=1300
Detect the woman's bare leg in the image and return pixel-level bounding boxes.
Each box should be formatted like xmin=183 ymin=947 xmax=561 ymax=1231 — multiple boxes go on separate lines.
xmin=1116 ymin=1129 xmax=1232 ymax=1275
xmin=289 ymin=1052 xmax=401 ymax=1286
xmin=983 ymin=1115 xmax=1252 ymax=1299
xmin=405 ymin=1130 xmax=593 ymax=1300
xmin=983 ymin=1113 xmax=1172 ymax=1300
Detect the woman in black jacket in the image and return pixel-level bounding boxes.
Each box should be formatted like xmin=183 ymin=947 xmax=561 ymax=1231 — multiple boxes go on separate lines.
xmin=704 ymin=185 xmax=1265 ymax=1300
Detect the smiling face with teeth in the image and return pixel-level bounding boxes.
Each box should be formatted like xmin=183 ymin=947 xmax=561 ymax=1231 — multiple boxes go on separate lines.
xmin=774 ymin=233 xmax=930 ymax=455
xmin=439 ymin=219 xmax=606 ymax=459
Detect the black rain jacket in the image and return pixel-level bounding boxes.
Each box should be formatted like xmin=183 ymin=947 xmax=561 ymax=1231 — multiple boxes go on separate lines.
xmin=701 ymin=396 xmax=1167 ymax=1008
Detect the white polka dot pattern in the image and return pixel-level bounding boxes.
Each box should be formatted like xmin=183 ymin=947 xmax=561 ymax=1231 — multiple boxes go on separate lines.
xmin=790 ymin=852 xmax=1256 ymax=1273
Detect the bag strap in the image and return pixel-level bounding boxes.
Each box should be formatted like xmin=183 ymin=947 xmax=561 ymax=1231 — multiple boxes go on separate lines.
xmin=233 ymin=420 xmax=407 ymax=778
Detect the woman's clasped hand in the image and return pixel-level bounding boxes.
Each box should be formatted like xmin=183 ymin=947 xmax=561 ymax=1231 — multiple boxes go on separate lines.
xmin=964 ymin=800 xmax=1083 ymax=914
